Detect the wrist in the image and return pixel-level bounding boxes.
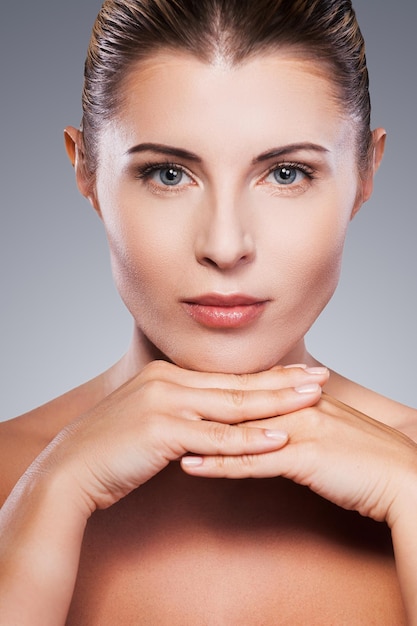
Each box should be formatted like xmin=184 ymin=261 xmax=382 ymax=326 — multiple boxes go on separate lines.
xmin=1 ymin=456 xmax=89 ymax=570
xmin=385 ymin=458 xmax=417 ymax=624
xmin=27 ymin=422 xmax=101 ymax=519
xmin=385 ymin=452 xmax=417 ymax=530
xmin=0 ymin=457 xmax=89 ymax=625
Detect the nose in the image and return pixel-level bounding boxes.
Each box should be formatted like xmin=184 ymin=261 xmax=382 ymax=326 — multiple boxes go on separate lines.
xmin=194 ymin=197 xmax=256 ymax=270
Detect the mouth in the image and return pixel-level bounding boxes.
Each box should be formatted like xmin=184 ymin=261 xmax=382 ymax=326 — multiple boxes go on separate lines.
xmin=181 ymin=293 xmax=269 ymax=329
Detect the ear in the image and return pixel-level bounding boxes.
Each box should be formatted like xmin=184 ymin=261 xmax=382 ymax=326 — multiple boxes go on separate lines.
xmin=361 ymin=127 xmax=386 ymax=202
xmin=64 ymin=126 xmax=101 ymax=217
xmin=351 ymin=127 xmax=386 ymax=218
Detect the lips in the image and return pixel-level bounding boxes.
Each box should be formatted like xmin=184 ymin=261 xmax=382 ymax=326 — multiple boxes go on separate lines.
xmin=182 ymin=293 xmax=268 ymax=328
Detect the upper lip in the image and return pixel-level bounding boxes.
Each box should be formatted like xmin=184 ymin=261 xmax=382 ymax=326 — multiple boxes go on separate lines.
xmin=183 ymin=293 xmax=267 ymax=306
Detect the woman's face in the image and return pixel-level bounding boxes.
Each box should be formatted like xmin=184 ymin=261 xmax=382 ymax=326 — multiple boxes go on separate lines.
xmin=83 ymin=50 xmax=374 ymax=373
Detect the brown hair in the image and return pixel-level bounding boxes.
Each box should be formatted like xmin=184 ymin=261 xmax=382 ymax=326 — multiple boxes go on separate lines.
xmin=82 ymin=0 xmax=371 ymax=173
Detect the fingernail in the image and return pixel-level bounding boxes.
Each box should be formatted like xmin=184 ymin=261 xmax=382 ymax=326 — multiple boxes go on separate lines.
xmin=264 ymin=429 xmax=288 ymax=441
xmin=182 ymin=456 xmax=203 ymax=467
xmin=304 ymin=367 xmax=328 ymax=375
xmin=283 ymin=363 xmax=307 ymax=369
xmin=294 ymin=383 xmax=321 ymax=394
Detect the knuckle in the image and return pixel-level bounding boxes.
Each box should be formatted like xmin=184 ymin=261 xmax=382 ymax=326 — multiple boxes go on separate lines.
xmin=224 ymin=388 xmax=245 ymax=408
xmin=214 ymin=456 xmax=226 ymax=470
xmin=237 ymin=453 xmax=257 ymax=469
xmin=239 ymin=425 xmax=254 ymax=445
xmin=139 ymin=378 xmax=171 ymax=406
xmin=231 ymin=372 xmax=249 ymax=388
xmin=213 ymin=454 xmax=256 ymax=472
xmin=140 ymin=360 xmax=173 ymax=382
xmin=302 ymin=406 xmax=325 ymax=430
xmin=207 ymin=422 xmax=232 ymax=448
xmin=271 ymin=364 xmax=308 ymax=388
xmin=270 ymin=387 xmax=285 ymax=402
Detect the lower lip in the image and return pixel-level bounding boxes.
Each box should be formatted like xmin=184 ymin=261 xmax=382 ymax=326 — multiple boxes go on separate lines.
xmin=182 ymin=302 xmax=266 ymax=329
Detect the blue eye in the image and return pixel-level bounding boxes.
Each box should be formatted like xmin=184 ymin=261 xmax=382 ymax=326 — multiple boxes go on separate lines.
xmin=158 ymin=167 xmax=183 ymax=186
xmin=261 ymin=162 xmax=314 ymax=194
xmin=272 ymin=166 xmax=299 ymax=185
xmin=136 ymin=163 xmax=194 ymax=189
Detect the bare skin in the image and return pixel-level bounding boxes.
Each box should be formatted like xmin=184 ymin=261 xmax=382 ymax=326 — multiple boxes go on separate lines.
xmin=1 ymin=51 xmax=417 ymax=624
xmin=0 ymin=357 xmax=415 ymax=624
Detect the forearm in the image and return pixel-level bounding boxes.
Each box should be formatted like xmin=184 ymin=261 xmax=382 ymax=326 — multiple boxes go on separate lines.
xmin=389 ymin=479 xmax=417 ymax=625
xmin=0 ymin=465 xmax=88 ymax=626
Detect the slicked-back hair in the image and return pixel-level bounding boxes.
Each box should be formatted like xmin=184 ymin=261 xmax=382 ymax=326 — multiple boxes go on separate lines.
xmin=82 ymin=0 xmax=371 ymax=173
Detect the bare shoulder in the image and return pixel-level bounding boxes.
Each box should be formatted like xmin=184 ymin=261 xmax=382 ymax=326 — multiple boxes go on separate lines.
xmin=325 ymin=368 xmax=417 ymax=439
xmin=0 ymin=373 xmax=109 ymax=506
xmin=0 ymin=409 xmax=53 ymax=505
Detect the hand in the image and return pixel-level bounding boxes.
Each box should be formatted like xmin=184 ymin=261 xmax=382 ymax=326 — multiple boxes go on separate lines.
xmin=33 ymin=361 xmax=329 ymax=516
xmin=181 ymin=392 xmax=417 ymax=524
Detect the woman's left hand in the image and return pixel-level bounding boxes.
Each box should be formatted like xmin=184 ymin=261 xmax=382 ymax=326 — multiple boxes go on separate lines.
xmin=181 ymin=392 xmax=417 ymax=525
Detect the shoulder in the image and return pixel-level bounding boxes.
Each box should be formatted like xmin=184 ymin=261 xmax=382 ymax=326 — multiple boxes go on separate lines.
xmin=0 ymin=410 xmax=52 ymax=505
xmin=0 ymin=374 xmax=108 ymax=506
xmin=325 ymin=368 xmax=417 ymax=440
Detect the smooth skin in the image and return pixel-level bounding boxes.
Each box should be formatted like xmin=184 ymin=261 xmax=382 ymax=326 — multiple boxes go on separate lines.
xmin=0 ymin=50 xmax=416 ymax=625
xmin=78 ymin=53 xmax=379 ymax=374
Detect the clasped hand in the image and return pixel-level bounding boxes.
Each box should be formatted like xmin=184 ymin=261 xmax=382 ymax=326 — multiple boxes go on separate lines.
xmin=38 ymin=361 xmax=417 ymax=529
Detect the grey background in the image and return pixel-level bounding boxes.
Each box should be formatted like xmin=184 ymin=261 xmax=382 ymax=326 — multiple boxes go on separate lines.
xmin=0 ymin=1 xmax=416 ymax=420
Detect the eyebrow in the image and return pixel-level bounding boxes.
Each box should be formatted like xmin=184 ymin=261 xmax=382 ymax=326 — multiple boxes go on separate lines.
xmin=125 ymin=141 xmax=329 ymax=164
xmin=252 ymin=143 xmax=329 ymax=164
xmin=126 ymin=142 xmax=202 ymax=162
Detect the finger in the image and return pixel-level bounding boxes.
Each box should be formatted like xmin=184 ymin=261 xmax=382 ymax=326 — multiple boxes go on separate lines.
xmin=166 ymin=418 xmax=289 ymax=460
xmin=180 ymin=448 xmax=286 ymax=478
xmin=138 ymin=360 xmax=329 ymax=392
xmin=156 ymin=382 xmax=322 ymax=424
xmin=195 ymin=383 xmax=322 ymax=424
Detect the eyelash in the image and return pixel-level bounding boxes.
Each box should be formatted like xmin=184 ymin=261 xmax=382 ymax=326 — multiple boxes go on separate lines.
xmin=259 ymin=161 xmax=316 ymax=196
xmin=134 ymin=161 xmax=194 ymax=190
xmin=134 ymin=160 xmax=316 ymax=193
xmin=264 ymin=161 xmax=315 ymax=181
xmin=135 ymin=161 xmax=182 ymax=178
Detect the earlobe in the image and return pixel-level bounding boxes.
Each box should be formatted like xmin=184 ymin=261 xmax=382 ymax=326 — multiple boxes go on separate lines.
xmin=64 ymin=126 xmax=101 ymax=217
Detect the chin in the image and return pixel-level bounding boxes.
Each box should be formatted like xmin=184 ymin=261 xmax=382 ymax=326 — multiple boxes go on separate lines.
xmin=139 ymin=324 xmax=307 ymax=374
xmin=165 ymin=343 xmax=290 ymax=375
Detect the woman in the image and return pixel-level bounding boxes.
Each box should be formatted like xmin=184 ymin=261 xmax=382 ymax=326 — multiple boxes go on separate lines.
xmin=0 ymin=0 xmax=416 ymax=623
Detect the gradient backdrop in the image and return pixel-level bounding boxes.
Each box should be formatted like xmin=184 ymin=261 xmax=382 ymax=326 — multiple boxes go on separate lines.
xmin=1 ymin=1 xmax=416 ymax=419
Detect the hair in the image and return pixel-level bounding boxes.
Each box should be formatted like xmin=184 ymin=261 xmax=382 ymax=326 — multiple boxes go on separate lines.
xmin=82 ymin=0 xmax=371 ymax=174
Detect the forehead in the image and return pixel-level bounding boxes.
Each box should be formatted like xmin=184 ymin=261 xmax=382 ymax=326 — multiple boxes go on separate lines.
xmin=101 ymin=49 xmax=355 ymax=161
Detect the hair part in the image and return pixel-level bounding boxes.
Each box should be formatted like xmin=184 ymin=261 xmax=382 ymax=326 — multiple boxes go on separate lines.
xmin=81 ymin=0 xmax=372 ymax=175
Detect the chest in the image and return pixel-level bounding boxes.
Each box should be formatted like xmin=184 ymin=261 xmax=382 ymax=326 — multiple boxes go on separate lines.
xmin=67 ymin=474 xmax=406 ymax=625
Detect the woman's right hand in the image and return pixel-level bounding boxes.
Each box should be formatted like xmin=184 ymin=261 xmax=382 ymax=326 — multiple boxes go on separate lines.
xmin=34 ymin=360 xmax=329 ymax=516
xmin=0 ymin=360 xmax=328 ymax=625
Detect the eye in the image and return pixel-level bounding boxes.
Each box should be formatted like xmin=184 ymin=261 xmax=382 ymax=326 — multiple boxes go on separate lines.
xmin=266 ymin=165 xmax=306 ymax=186
xmin=157 ymin=166 xmax=185 ymax=186
xmin=258 ymin=161 xmax=316 ymax=196
xmin=135 ymin=161 xmax=195 ymax=192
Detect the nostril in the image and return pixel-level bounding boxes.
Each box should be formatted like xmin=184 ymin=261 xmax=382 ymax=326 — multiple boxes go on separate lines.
xmin=198 ymin=249 xmax=254 ymax=270
xmin=194 ymin=213 xmax=256 ymax=269
xmin=201 ymin=256 xmax=220 ymax=268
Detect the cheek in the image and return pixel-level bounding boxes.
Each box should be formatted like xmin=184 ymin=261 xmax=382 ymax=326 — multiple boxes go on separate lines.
xmin=268 ymin=201 xmax=350 ymax=310
xmin=301 ymin=228 xmax=346 ymax=286
xmin=103 ymin=208 xmax=185 ymax=317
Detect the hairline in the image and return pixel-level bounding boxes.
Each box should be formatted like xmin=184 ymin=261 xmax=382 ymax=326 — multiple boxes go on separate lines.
xmin=84 ymin=43 xmax=369 ymax=180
